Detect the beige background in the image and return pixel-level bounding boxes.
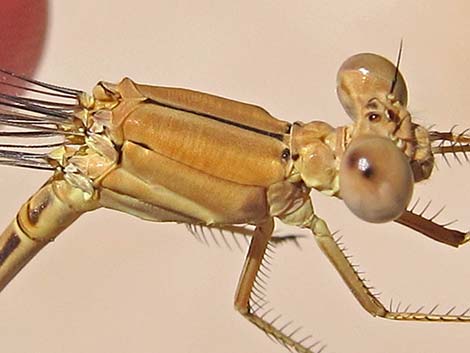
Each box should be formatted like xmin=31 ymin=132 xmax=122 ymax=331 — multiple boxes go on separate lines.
xmin=1 ymin=1 xmax=470 ymax=353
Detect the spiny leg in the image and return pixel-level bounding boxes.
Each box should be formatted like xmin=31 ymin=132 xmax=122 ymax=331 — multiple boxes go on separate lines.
xmin=430 ymin=127 xmax=470 ymax=164
xmin=234 ymin=218 xmax=321 ymax=353
xmin=403 ymin=127 xmax=470 ymax=246
xmin=186 ymin=223 xmax=304 ymax=249
xmin=216 ymin=224 xmax=304 ymax=247
xmin=310 ymin=214 xmax=470 ymax=322
xmin=396 ymin=210 xmax=469 ymax=248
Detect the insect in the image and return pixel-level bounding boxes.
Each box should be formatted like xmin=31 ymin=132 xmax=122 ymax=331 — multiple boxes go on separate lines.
xmin=0 ymin=52 xmax=468 ymax=353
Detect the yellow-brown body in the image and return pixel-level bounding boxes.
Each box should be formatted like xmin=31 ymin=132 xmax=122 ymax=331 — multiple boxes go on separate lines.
xmin=95 ymin=78 xmax=293 ymax=225
xmin=0 ymin=53 xmax=468 ymax=353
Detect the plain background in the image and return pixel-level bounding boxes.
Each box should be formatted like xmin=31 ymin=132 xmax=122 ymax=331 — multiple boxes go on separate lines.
xmin=1 ymin=1 xmax=470 ymax=353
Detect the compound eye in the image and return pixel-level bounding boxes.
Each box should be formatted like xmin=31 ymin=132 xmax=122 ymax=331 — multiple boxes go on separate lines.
xmin=336 ymin=53 xmax=408 ymax=120
xmin=339 ymin=135 xmax=413 ymax=223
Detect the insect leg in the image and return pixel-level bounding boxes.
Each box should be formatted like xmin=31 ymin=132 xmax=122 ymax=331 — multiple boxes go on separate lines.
xmin=0 ymin=178 xmax=98 ymax=292
xmin=190 ymin=224 xmax=304 ymax=247
xmin=234 ymin=218 xmax=317 ymax=352
xmin=311 ymin=215 xmax=386 ymax=315
xmin=311 ymin=215 xmax=470 ymax=322
xmin=396 ymin=210 xmax=469 ymax=248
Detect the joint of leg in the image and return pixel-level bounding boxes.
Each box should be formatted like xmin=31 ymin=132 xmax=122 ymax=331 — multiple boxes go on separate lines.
xmin=234 ymin=302 xmax=249 ymax=315
xmin=460 ymin=232 xmax=470 ymax=247
xmin=310 ymin=216 xmax=330 ymax=238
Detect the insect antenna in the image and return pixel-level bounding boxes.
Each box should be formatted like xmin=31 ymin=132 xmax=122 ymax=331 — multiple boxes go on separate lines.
xmin=390 ymin=39 xmax=404 ymax=96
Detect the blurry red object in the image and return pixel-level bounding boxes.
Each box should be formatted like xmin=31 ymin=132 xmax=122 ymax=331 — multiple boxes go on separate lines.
xmin=0 ymin=0 xmax=48 ymax=94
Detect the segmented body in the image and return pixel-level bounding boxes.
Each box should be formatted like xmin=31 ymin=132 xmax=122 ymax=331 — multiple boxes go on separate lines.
xmin=54 ymin=78 xmax=321 ymax=227
xmin=0 ymin=53 xmax=469 ymax=353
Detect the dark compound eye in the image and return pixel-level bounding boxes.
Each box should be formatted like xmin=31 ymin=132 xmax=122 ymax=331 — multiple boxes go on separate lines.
xmin=339 ymin=135 xmax=414 ymax=223
xmin=356 ymin=156 xmax=374 ymax=178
